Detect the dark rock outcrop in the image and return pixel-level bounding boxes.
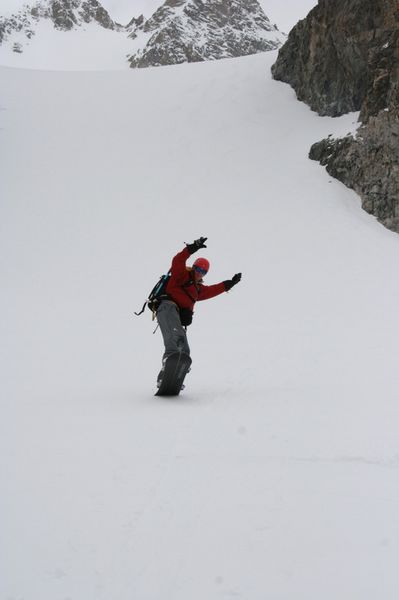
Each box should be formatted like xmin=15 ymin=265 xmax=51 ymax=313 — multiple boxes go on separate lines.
xmin=271 ymin=0 xmax=399 ymax=120
xmin=128 ymin=0 xmax=285 ymax=68
xmin=272 ymin=0 xmax=399 ymax=232
xmin=310 ymin=110 xmax=399 ymax=232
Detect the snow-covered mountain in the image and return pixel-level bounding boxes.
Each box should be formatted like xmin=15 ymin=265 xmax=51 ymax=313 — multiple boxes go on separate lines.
xmin=0 ymin=0 xmax=130 ymax=68
xmin=0 ymin=0 xmax=117 ymax=42
xmin=127 ymin=0 xmax=285 ymax=68
xmin=0 ymin=0 xmax=285 ymax=69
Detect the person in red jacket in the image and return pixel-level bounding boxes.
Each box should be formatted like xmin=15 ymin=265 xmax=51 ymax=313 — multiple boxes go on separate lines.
xmin=156 ymin=237 xmax=241 ymax=381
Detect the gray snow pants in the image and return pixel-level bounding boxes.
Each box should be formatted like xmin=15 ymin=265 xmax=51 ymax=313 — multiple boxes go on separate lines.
xmin=156 ymin=300 xmax=190 ymax=362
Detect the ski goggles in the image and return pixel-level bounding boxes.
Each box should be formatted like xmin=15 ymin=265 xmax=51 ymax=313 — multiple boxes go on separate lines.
xmin=194 ymin=265 xmax=207 ymax=276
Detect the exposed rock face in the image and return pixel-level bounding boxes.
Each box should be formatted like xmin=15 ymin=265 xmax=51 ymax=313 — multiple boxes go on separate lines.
xmin=51 ymin=0 xmax=115 ymax=30
xmin=310 ymin=110 xmax=399 ymax=232
xmin=271 ymin=0 xmax=399 ymax=232
xmin=271 ymin=0 xmax=399 ymax=119
xmin=0 ymin=0 xmax=116 ymax=50
xmin=128 ymin=0 xmax=285 ymax=68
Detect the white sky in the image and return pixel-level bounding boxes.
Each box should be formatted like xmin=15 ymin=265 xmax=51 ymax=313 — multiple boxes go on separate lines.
xmin=0 ymin=0 xmax=317 ymax=32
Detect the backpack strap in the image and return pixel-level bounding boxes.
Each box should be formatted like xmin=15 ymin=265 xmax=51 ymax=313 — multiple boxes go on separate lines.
xmin=134 ymin=300 xmax=147 ymax=316
xmin=181 ymin=274 xmax=200 ymax=303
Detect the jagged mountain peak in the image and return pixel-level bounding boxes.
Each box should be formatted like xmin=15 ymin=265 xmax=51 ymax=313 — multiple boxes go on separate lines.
xmin=128 ymin=0 xmax=285 ymax=68
xmin=143 ymin=0 xmax=275 ymax=32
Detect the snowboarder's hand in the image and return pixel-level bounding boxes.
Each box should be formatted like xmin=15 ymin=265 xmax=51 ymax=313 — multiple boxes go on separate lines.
xmin=186 ymin=236 xmax=207 ymax=254
xmin=224 ymin=273 xmax=242 ymax=291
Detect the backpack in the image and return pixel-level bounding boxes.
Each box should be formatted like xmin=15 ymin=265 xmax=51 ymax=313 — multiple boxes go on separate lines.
xmin=134 ymin=271 xmax=171 ymax=317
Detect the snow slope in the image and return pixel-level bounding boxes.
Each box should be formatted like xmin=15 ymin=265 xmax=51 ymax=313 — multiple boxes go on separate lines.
xmin=0 ymin=19 xmax=133 ymax=70
xmin=1 ymin=53 xmax=399 ymax=599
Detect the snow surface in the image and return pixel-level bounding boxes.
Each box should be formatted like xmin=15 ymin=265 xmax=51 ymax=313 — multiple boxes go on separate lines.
xmin=0 ymin=19 xmax=134 ymax=70
xmin=1 ymin=52 xmax=399 ymax=599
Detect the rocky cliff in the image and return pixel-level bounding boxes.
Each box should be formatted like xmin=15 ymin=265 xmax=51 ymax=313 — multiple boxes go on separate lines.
xmin=309 ymin=110 xmax=399 ymax=232
xmin=272 ymin=0 xmax=399 ymax=232
xmin=128 ymin=0 xmax=285 ymax=68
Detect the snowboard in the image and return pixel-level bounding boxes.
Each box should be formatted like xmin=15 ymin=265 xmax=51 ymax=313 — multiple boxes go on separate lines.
xmin=155 ymin=351 xmax=192 ymax=396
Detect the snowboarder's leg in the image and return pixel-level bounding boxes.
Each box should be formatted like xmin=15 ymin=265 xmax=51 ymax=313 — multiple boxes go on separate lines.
xmin=156 ymin=300 xmax=190 ymax=362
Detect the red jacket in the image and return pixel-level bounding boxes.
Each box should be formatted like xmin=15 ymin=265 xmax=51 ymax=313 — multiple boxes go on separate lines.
xmin=165 ymin=247 xmax=226 ymax=311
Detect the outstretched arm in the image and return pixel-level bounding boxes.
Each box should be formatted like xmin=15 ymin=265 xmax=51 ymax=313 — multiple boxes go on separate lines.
xmin=169 ymin=247 xmax=190 ymax=285
xmin=169 ymin=237 xmax=208 ymax=284
xmin=198 ymin=273 xmax=242 ymax=301
xmin=198 ymin=282 xmax=226 ymax=301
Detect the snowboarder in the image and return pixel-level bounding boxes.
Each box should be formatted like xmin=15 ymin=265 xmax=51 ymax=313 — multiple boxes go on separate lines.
xmin=156 ymin=236 xmax=241 ymax=392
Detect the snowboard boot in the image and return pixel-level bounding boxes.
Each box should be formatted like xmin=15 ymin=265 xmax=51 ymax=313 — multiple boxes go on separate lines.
xmin=157 ymin=358 xmax=167 ymax=388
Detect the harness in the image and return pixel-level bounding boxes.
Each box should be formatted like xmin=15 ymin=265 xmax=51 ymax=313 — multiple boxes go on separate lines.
xmin=180 ymin=276 xmax=200 ymax=303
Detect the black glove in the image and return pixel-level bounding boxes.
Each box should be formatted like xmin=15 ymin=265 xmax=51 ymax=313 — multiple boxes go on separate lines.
xmin=186 ymin=237 xmax=207 ymax=255
xmin=224 ymin=273 xmax=242 ymax=291
xmin=180 ymin=307 xmax=193 ymax=326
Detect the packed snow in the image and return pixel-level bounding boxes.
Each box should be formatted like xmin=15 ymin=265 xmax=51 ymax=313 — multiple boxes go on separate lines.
xmin=1 ymin=51 xmax=399 ymax=599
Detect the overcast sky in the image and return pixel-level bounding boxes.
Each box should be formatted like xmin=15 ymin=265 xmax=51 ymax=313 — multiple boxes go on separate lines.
xmin=1 ymin=0 xmax=317 ymax=33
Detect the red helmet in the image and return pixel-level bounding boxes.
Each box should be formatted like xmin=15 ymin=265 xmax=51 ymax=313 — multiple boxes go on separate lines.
xmin=193 ymin=257 xmax=210 ymax=274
